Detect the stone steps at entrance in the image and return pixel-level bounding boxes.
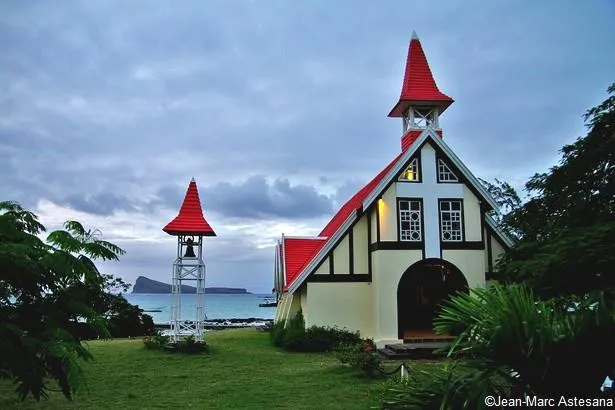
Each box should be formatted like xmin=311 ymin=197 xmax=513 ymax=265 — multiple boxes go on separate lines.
xmin=403 ymin=336 xmax=455 ymax=344
xmin=378 ymin=336 xmax=455 ymax=360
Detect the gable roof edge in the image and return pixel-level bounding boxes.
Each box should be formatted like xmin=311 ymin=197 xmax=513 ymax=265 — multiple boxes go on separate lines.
xmin=362 ymin=129 xmax=429 ymax=208
xmin=362 ymin=129 xmax=501 ymax=212
xmin=485 ymin=214 xmax=515 ymax=248
xmin=281 ymin=234 xmax=287 ymax=288
xmin=287 ymin=210 xmax=358 ymax=294
xmin=430 ymin=132 xmax=501 ymax=211
xmin=284 ymin=236 xmax=328 ymax=240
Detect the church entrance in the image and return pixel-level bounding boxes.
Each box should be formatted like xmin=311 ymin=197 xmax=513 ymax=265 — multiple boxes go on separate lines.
xmin=397 ymin=258 xmax=468 ymax=339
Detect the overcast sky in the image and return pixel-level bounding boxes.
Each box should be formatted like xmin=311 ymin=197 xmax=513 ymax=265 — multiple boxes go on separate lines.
xmin=2 ymin=1 xmax=614 ymax=293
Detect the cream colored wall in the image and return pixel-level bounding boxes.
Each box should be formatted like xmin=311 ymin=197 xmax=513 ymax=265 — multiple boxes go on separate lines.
xmin=484 ymin=228 xmax=490 ymax=269
xmin=305 ymin=282 xmax=374 ymax=337
xmin=314 ymin=256 xmax=330 ymax=274
xmin=490 ymin=235 xmax=506 ymax=268
xmin=274 ymin=292 xmax=303 ymax=324
xmin=274 ymin=293 xmax=290 ymax=322
xmin=300 ymin=286 xmax=308 ymax=323
xmin=286 ymin=292 xmax=302 ymax=323
xmin=378 ymin=184 xmax=397 ymax=241
xmin=370 ymin=209 xmax=377 ymax=244
xmin=332 ymin=233 xmax=350 ymax=274
xmin=463 ymin=186 xmax=482 ymax=242
xmin=353 ymin=215 xmax=369 ymax=274
xmin=441 ymin=249 xmax=486 ymax=288
xmin=371 ymin=249 xmax=423 ymax=340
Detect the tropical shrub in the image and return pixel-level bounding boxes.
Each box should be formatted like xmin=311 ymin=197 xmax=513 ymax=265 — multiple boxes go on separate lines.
xmin=281 ymin=309 xmax=307 ymax=350
xmin=380 ymin=284 xmax=615 ymax=408
xmin=379 ymin=362 xmax=508 ymax=409
xmin=335 ymin=338 xmax=383 ymax=378
xmin=302 ymin=326 xmax=362 ymax=352
xmin=106 ymin=294 xmax=156 ymax=338
xmin=270 ymin=320 xmax=286 ymax=347
xmin=143 ymin=333 xmax=170 ymax=350
xmin=270 ymin=310 xmax=362 ymax=352
xmin=171 ymin=335 xmax=209 ymax=354
xmin=144 ymin=333 xmax=208 ymax=354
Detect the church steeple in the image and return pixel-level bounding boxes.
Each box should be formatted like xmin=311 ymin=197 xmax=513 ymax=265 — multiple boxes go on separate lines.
xmin=389 ymin=32 xmax=453 ymax=150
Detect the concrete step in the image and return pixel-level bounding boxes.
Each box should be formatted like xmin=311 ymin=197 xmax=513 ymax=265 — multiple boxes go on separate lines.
xmin=403 ymin=336 xmax=456 ymax=344
xmin=377 ymin=347 xmax=400 ymax=358
xmin=378 ymin=341 xmax=452 ymax=360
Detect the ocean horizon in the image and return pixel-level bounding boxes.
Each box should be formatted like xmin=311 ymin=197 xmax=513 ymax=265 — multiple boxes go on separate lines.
xmin=124 ymin=293 xmax=276 ymax=324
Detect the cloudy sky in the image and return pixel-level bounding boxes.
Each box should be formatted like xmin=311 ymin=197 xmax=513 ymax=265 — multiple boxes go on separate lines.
xmin=2 ymin=1 xmax=614 ymax=293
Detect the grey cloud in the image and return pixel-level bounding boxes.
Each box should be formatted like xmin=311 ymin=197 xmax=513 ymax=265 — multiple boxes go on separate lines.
xmin=200 ymin=176 xmax=334 ymax=220
xmin=155 ymin=184 xmax=185 ymax=211
xmin=59 ymin=193 xmax=139 ymax=216
xmin=334 ymin=179 xmax=368 ymax=207
xmin=1 ymin=0 xmax=614 ymax=290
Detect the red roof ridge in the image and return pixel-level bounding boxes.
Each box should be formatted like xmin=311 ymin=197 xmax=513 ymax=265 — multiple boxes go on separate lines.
xmin=319 ymin=153 xmax=402 ymax=238
xmin=283 ymin=235 xmax=329 ymax=240
xmin=282 ymin=153 xmax=404 ymax=290
xmin=388 ymin=34 xmax=453 ymax=117
xmin=162 ymin=179 xmax=216 ymax=236
xmin=282 ymin=237 xmax=327 ymax=289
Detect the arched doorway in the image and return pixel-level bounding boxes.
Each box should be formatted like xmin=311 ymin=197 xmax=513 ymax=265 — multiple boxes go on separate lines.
xmin=397 ymin=258 xmax=468 ymax=339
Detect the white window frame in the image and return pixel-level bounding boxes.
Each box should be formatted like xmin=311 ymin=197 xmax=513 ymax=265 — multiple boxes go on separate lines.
xmin=400 ymin=157 xmax=420 ymax=182
xmin=440 ymin=200 xmax=463 ymax=242
xmin=398 ymin=199 xmax=422 ymax=242
xmin=437 ymin=159 xmax=459 ymax=182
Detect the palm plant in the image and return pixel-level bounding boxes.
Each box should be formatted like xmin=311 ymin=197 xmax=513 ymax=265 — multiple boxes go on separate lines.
xmin=435 ymin=285 xmax=615 ymax=400
xmin=381 ymin=284 xmax=615 ymax=409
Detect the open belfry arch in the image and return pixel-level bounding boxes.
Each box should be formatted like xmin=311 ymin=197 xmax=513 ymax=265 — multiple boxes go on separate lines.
xmin=273 ymin=32 xmax=513 ymax=346
xmin=163 ymin=178 xmax=216 ymax=342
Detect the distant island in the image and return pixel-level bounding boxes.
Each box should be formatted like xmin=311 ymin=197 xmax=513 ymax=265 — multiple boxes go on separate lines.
xmin=132 ymin=276 xmax=251 ymax=294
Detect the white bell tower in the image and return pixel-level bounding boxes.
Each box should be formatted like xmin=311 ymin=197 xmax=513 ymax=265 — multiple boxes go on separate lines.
xmin=162 ymin=178 xmax=216 ymax=342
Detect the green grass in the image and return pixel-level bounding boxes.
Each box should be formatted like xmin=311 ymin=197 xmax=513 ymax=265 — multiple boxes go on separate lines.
xmin=0 ymin=329 xmax=388 ymax=409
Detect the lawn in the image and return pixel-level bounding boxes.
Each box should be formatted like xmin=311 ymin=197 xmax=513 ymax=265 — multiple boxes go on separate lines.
xmin=0 ymin=328 xmax=393 ymax=409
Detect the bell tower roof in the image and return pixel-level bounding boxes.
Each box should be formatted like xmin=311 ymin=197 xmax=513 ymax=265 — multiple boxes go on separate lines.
xmin=163 ymin=178 xmax=216 ymax=236
xmin=388 ymin=32 xmax=454 ymax=117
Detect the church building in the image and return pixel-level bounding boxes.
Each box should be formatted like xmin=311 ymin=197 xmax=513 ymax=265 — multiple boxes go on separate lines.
xmin=273 ymin=32 xmax=513 ymax=346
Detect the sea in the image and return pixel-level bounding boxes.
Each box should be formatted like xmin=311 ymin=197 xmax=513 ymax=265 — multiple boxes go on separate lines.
xmin=124 ymin=293 xmax=275 ymax=324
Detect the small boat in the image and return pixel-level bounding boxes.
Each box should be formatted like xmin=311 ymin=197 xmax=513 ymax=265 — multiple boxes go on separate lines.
xmin=259 ymin=298 xmax=277 ymax=308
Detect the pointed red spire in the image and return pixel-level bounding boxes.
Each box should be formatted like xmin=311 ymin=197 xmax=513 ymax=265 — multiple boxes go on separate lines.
xmin=162 ymin=178 xmax=216 ymax=236
xmin=388 ymin=32 xmax=454 ymax=117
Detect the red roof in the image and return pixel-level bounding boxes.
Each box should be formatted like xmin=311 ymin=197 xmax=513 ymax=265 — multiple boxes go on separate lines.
xmin=320 ymin=154 xmax=402 ymax=237
xmin=282 ymin=153 xmax=403 ymax=290
xmin=163 ymin=179 xmax=216 ymax=236
xmin=283 ymin=237 xmax=327 ymax=289
xmin=388 ymin=33 xmax=453 ymax=117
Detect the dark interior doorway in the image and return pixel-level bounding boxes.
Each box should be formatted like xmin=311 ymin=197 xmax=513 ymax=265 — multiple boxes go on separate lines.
xmin=397 ymin=258 xmax=468 ymax=339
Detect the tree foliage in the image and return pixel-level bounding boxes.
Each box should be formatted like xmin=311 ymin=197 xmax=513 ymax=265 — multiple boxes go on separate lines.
xmin=434 ymin=286 xmax=615 ymax=399
xmin=478 ymin=178 xmax=522 ymax=240
xmin=485 ymin=83 xmax=615 ymax=298
xmin=380 ymin=285 xmax=615 ymax=408
xmin=0 ymin=201 xmax=125 ymax=400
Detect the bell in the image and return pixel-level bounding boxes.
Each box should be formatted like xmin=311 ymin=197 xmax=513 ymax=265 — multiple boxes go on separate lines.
xmin=184 ymin=237 xmax=196 ymax=258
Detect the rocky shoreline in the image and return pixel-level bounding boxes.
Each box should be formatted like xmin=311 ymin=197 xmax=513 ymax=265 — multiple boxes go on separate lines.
xmin=154 ymin=318 xmax=273 ymax=330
